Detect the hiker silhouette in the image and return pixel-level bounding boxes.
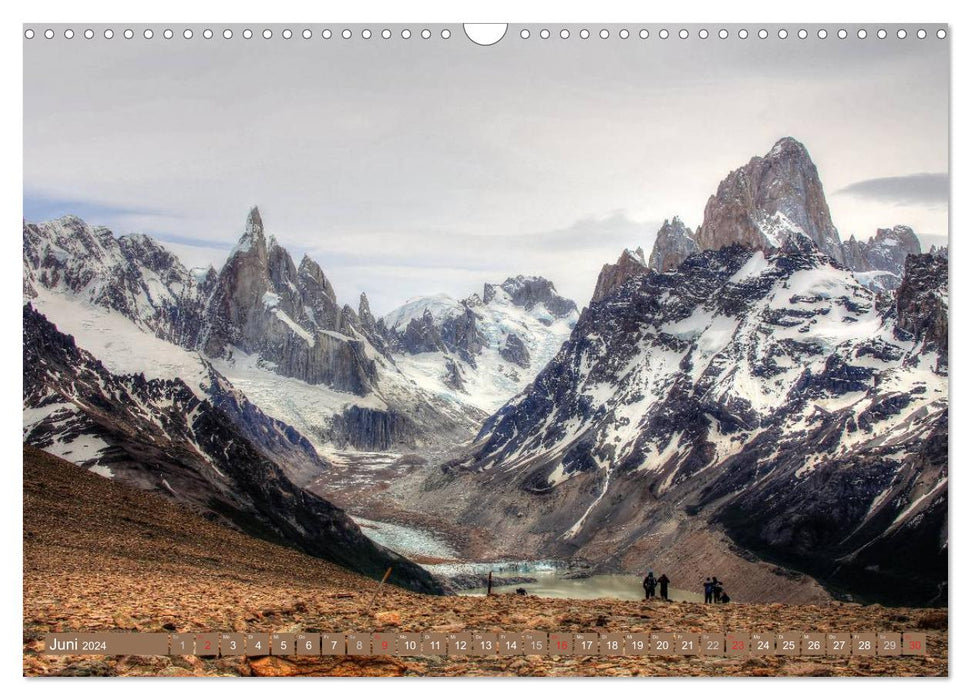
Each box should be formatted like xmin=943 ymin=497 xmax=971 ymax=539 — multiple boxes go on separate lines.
xmin=658 ymin=574 xmax=670 ymax=601
xmin=643 ymin=571 xmax=657 ymax=599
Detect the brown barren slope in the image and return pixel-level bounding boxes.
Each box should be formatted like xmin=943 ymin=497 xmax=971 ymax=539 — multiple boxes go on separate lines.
xmin=23 ymin=444 xmax=947 ymax=677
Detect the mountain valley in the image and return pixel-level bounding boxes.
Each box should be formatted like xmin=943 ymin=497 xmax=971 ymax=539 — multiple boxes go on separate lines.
xmin=22 ymin=137 xmax=948 ymax=606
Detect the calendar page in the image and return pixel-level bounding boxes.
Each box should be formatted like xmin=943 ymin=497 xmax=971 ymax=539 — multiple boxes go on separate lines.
xmin=21 ymin=20 xmax=949 ymax=680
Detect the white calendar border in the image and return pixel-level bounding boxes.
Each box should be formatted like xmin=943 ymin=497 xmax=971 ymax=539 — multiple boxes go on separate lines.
xmin=3 ymin=0 xmax=962 ymax=697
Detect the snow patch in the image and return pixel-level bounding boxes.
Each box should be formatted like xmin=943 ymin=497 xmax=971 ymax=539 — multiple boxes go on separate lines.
xmin=729 ymin=250 xmax=770 ymax=283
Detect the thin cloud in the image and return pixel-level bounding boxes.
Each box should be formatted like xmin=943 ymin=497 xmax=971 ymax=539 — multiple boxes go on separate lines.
xmin=22 ymin=194 xmax=180 ymax=224
xmin=834 ymin=173 xmax=949 ymax=207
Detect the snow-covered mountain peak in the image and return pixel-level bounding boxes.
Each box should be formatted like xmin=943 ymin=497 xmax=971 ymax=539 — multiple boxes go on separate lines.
xmin=381 ymin=277 xmax=578 ymax=413
xmin=23 ymin=217 xmax=205 ymax=344
xmin=483 ymin=275 xmax=578 ymax=321
xmin=591 ymin=244 xmax=651 ymax=303
xmin=455 ymin=239 xmax=946 ymax=603
xmin=383 ymin=293 xmax=465 ymax=333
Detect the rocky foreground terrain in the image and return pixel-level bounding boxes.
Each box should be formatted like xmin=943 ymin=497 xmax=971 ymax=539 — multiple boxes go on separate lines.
xmin=24 ymin=446 xmax=947 ymax=678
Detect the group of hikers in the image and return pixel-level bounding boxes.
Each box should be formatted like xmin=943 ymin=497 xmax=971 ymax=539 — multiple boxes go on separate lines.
xmin=642 ymin=571 xmax=731 ymax=604
xmin=641 ymin=571 xmax=670 ymax=600
xmin=704 ymin=576 xmax=730 ymax=604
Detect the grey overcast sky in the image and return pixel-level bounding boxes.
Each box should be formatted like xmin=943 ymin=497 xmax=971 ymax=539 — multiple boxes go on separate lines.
xmin=24 ymin=25 xmax=949 ymax=314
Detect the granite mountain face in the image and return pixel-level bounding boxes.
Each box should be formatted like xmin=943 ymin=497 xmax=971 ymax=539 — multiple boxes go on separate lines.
xmin=647 ymin=137 xmax=938 ymax=290
xmin=198 ymin=207 xmax=379 ymax=394
xmin=694 ymin=137 xmax=845 ymax=263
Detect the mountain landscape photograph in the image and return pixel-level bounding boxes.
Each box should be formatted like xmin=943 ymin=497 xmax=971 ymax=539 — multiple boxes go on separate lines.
xmin=21 ymin=23 xmax=949 ymax=678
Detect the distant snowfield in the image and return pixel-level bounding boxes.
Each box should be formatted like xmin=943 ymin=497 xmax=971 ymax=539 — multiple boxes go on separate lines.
xmin=394 ymin=347 xmax=533 ymax=414
xmin=383 ymin=293 xmax=466 ymax=332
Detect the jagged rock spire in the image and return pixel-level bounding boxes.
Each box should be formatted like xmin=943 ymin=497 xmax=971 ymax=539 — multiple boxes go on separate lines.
xmin=591 ymin=246 xmax=650 ymax=303
xmin=297 ymin=254 xmax=337 ymax=304
xmin=231 ymin=206 xmax=268 ymax=259
xmin=359 ymin=292 xmax=371 ymax=315
xmin=648 ymin=216 xmax=699 ymax=272
xmin=246 ymin=206 xmax=264 ymax=236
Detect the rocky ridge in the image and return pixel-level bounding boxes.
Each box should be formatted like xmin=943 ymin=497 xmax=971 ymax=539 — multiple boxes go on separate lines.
xmin=23 ymin=215 xmax=214 ymax=346
xmin=23 ymin=208 xmax=482 ymax=452
xmin=22 ymin=311 xmax=442 ymax=595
